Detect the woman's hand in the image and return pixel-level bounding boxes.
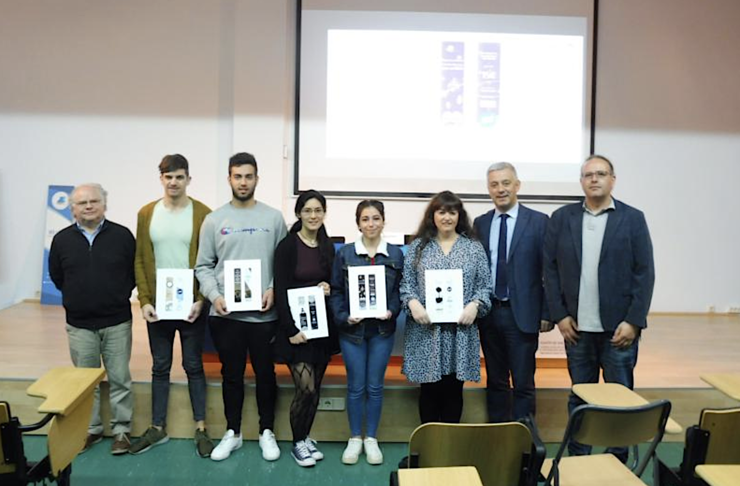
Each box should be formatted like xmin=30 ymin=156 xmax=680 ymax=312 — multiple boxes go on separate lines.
xmin=458 ymin=301 xmax=479 ymax=325
xmin=317 ymin=281 xmax=330 ymax=296
xmin=409 ymin=299 xmax=431 ymax=325
xmin=289 ymin=332 xmax=308 ymax=345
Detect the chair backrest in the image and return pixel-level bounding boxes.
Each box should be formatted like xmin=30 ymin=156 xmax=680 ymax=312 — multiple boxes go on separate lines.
xmin=699 ymin=407 xmax=740 ymax=465
xmin=561 ymin=400 xmax=671 ymax=476
xmin=408 ymin=422 xmax=536 ymax=486
xmin=0 ymin=402 xmax=17 ymax=475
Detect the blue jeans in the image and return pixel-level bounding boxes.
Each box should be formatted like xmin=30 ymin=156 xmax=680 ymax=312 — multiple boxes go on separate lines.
xmin=66 ymin=321 xmax=133 ymax=435
xmin=147 ymin=319 xmax=207 ymax=427
xmin=566 ymin=331 xmax=639 ymax=460
xmin=339 ymin=330 xmax=394 ymax=438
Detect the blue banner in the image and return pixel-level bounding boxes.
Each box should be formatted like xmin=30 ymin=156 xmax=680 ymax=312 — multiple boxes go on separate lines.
xmin=41 ymin=185 xmax=74 ymax=305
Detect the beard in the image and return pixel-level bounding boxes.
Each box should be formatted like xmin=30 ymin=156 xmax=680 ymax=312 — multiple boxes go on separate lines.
xmin=232 ymin=187 xmax=255 ymax=202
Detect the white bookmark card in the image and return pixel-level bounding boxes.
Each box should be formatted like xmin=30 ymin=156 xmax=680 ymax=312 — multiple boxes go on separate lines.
xmin=424 ymin=268 xmax=464 ymax=324
xmin=224 ymin=260 xmax=262 ymax=312
xmin=287 ymin=286 xmax=329 ymax=340
xmin=155 ymin=269 xmax=195 ymax=320
xmin=348 ymin=265 xmax=388 ymax=319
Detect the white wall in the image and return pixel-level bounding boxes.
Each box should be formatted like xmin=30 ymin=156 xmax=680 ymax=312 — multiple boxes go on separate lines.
xmin=0 ymin=0 xmax=738 ymax=312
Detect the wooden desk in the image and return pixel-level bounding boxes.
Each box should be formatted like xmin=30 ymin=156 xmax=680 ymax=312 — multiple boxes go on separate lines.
xmin=398 ymin=466 xmax=483 ymax=486
xmin=695 ymin=465 xmax=740 ymax=486
xmin=26 ymin=367 xmax=105 ymax=476
xmin=26 ymin=367 xmax=105 ymax=415
xmin=572 ymin=383 xmax=683 ymax=435
xmin=702 ymin=374 xmax=740 ymax=401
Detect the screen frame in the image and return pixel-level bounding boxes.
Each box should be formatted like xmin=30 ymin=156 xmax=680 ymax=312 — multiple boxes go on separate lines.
xmin=293 ymin=0 xmax=599 ymax=202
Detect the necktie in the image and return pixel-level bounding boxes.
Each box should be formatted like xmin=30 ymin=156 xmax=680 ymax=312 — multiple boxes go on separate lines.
xmin=495 ymin=214 xmax=509 ymax=299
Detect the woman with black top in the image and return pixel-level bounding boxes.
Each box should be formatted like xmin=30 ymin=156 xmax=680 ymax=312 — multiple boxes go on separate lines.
xmin=274 ymin=190 xmax=337 ymax=467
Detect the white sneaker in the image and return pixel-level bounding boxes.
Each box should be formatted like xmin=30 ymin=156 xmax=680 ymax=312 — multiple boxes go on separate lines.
xmin=341 ymin=437 xmax=363 ymax=465
xmin=259 ymin=429 xmax=281 ymax=461
xmin=210 ymin=429 xmax=242 ymax=461
xmin=305 ymin=437 xmax=324 ymax=461
xmin=364 ymin=437 xmax=383 ymax=465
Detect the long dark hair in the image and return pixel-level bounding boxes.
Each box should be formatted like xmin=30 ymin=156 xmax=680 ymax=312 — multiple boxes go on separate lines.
xmin=290 ymin=189 xmax=333 ymax=270
xmin=412 ymin=190 xmax=475 ymax=266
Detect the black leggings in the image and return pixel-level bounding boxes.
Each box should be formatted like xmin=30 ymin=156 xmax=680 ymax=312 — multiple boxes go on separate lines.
xmin=209 ymin=317 xmax=277 ymax=433
xmin=418 ymin=374 xmax=465 ymax=423
xmin=288 ymin=361 xmax=328 ymax=444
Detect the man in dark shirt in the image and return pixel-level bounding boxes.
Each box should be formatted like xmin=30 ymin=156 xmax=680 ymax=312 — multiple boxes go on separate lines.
xmin=49 ymin=183 xmax=136 ymax=455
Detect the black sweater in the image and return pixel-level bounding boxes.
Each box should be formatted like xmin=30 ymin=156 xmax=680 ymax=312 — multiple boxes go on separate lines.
xmin=274 ymin=232 xmax=334 ymax=337
xmin=49 ymin=220 xmax=136 ymax=330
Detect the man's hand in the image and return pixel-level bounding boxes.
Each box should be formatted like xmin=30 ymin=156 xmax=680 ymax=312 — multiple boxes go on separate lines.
xmin=141 ymin=304 xmax=158 ymax=323
xmin=540 ymin=320 xmax=555 ymax=332
xmin=289 ymin=332 xmax=308 ymax=345
xmin=378 ymin=310 xmax=392 ymax=321
xmin=557 ymin=316 xmax=579 ymax=345
xmin=317 ymin=281 xmax=331 ymax=296
xmin=261 ymin=288 xmax=274 ymax=312
xmin=611 ymin=321 xmax=639 ymax=348
xmin=213 ymin=296 xmax=229 ymax=316
xmin=186 ymin=301 xmax=204 ymax=323
xmin=458 ymin=302 xmax=479 ymax=325
xmin=409 ymin=299 xmax=431 ymax=325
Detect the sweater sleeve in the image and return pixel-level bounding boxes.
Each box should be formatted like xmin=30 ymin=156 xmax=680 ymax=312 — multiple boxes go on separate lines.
xmin=134 ymin=208 xmax=153 ymax=307
xmin=274 ymin=236 xmax=299 ymax=337
xmin=329 ymin=246 xmax=350 ymax=326
xmin=194 ymin=215 xmax=222 ymax=303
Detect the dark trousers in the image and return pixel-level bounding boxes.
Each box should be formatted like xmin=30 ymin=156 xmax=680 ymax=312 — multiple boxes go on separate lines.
xmin=147 ymin=318 xmax=207 ymax=427
xmin=566 ymin=331 xmax=639 ymax=461
xmin=209 ymin=317 xmax=277 ymax=433
xmin=479 ymin=306 xmax=538 ymax=422
xmin=418 ymin=375 xmax=465 ymax=423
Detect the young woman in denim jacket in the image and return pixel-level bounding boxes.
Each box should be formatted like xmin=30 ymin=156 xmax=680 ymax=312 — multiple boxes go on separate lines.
xmin=329 ymin=200 xmax=404 ymax=466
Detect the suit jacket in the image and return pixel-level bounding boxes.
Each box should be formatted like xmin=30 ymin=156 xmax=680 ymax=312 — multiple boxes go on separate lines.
xmin=474 ymin=204 xmax=550 ymax=334
xmin=543 ymin=199 xmax=655 ymax=331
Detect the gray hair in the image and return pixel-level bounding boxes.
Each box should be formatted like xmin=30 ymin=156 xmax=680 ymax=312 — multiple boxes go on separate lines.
xmin=582 ymin=154 xmax=615 ymax=175
xmin=71 ymin=183 xmax=108 ymax=205
xmin=487 ymin=162 xmax=518 ymax=179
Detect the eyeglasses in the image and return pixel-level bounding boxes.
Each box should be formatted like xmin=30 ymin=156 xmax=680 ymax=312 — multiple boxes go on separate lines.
xmin=73 ymin=199 xmax=103 ymax=207
xmin=300 ymin=208 xmax=325 ymax=216
xmin=581 ymin=171 xmax=612 ymax=180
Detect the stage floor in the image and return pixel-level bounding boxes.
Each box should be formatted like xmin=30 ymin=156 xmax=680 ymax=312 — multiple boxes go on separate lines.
xmin=1 ymin=301 xmax=738 ymax=389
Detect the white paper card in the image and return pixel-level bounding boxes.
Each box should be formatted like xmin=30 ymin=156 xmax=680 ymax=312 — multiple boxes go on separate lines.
xmin=425 ymin=269 xmax=464 ymax=323
xmin=155 ymin=269 xmax=194 ymax=320
xmin=287 ymin=286 xmax=329 ymax=340
xmin=224 ymin=260 xmax=262 ymax=312
xmin=348 ymin=265 xmax=388 ymax=318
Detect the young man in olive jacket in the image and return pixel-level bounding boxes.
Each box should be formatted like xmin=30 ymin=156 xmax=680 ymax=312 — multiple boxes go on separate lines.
xmin=130 ymin=154 xmax=214 ymax=457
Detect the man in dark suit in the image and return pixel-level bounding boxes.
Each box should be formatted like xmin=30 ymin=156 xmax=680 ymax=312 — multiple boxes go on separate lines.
xmin=474 ymin=162 xmax=551 ymax=423
xmin=544 ymin=154 xmax=655 ymax=457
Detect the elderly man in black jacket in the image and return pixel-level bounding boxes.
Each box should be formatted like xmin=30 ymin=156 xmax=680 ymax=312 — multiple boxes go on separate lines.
xmin=49 ymin=182 xmax=136 ymax=455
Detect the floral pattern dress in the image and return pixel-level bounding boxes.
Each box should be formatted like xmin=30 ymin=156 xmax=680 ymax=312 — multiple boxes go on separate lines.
xmin=400 ymin=236 xmax=492 ymax=383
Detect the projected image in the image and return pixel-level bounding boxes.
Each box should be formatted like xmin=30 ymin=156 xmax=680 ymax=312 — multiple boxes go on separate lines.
xmin=441 ymin=41 xmax=465 ymax=126
xmin=477 ymin=42 xmax=501 ymax=127
xmin=326 ymin=30 xmax=583 ymax=165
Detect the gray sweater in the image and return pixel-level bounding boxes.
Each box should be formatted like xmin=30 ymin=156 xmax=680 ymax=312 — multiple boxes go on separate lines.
xmin=195 ymin=201 xmax=288 ymax=323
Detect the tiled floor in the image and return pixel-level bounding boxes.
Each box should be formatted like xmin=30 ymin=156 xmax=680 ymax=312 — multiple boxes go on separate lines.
xmin=18 ymin=436 xmax=684 ymax=486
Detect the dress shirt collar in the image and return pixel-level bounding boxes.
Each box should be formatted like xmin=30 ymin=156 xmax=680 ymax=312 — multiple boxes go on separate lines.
xmin=354 ymin=236 xmax=389 ymax=257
